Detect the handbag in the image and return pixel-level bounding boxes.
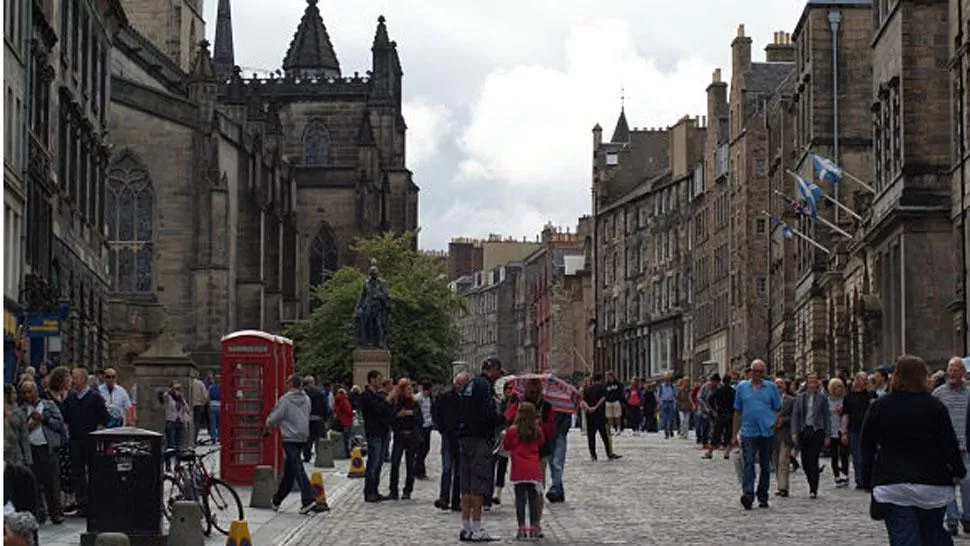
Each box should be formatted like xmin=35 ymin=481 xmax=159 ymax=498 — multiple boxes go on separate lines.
xmin=869 ymin=494 xmax=883 ymax=521
xmin=494 ymin=429 xmax=510 ymax=457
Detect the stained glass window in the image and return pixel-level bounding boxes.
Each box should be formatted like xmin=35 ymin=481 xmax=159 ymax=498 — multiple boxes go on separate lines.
xmin=106 ymin=153 xmax=154 ymax=293
xmin=308 ymin=225 xmax=338 ymax=309
xmin=303 ymin=120 xmax=330 ymax=166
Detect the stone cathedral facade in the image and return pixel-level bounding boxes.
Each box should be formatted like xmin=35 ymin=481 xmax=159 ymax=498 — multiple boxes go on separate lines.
xmin=105 ymin=0 xmax=417 ymax=373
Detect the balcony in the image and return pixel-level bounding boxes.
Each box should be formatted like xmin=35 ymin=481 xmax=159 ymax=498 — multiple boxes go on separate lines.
xmin=715 ymin=144 xmax=729 ymax=181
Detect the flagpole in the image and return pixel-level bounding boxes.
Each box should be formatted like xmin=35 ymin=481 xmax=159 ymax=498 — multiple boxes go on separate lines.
xmin=772 ymin=189 xmax=854 ymax=239
xmin=839 ymin=169 xmax=877 ymax=193
xmin=822 ymin=193 xmax=863 ymax=221
xmin=816 ymin=215 xmax=854 ymax=239
xmin=760 ymin=211 xmax=831 ymax=254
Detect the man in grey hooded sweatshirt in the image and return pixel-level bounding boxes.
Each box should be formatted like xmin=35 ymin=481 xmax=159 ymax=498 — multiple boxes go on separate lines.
xmin=265 ymin=374 xmax=327 ymax=514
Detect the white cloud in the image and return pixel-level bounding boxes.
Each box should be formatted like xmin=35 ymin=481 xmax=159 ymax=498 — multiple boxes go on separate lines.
xmin=214 ymin=1 xmax=806 ymax=250
xmin=428 ymin=18 xmax=714 ymax=247
xmin=403 ymin=98 xmax=455 ymax=171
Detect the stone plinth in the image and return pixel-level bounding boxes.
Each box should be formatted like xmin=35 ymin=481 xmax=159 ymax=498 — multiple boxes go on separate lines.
xmin=131 ymin=331 xmax=199 ymax=448
xmin=352 ymin=349 xmax=391 ymax=388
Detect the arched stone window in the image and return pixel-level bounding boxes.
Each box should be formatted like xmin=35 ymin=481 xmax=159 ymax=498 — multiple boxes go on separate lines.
xmin=106 ymin=152 xmax=154 ymax=293
xmin=308 ymin=224 xmax=338 ymax=307
xmin=303 ymin=120 xmax=331 ymax=166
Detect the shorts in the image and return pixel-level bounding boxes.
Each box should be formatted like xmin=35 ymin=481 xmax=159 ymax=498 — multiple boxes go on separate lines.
xmin=711 ymin=413 xmax=733 ymax=447
xmin=460 ymin=436 xmax=493 ymax=497
xmin=605 ymin=401 xmax=623 ymax=420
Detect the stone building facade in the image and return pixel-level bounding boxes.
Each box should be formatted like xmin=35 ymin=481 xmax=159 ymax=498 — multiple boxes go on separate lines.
xmin=95 ymin=0 xmax=418 ymax=372
xmin=452 ymin=224 xmax=587 ymax=377
xmin=590 ymin=110 xmax=702 ymax=380
xmin=452 ymin=263 xmax=522 ymax=372
xmin=217 ymin=3 xmax=419 ymax=282
xmin=951 ymin=0 xmax=970 ymax=355
xmin=692 ymin=69 xmax=731 ymax=375
xmin=4 ymin=0 xmax=30 ymax=351
xmin=788 ymin=2 xmax=873 ymax=377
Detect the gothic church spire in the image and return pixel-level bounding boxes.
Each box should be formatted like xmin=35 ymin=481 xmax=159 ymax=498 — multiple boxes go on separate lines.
xmin=283 ymin=0 xmax=341 ymax=79
xmin=212 ymin=0 xmax=235 ymax=81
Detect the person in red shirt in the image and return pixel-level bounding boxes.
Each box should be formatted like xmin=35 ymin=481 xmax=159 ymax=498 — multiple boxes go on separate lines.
xmin=624 ymin=378 xmax=643 ymax=436
xmin=333 ymin=389 xmax=355 ymax=458
xmin=503 ymin=402 xmax=545 ymax=540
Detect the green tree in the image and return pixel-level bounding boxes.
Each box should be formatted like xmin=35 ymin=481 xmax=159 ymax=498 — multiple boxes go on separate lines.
xmin=287 ymin=231 xmax=463 ymax=385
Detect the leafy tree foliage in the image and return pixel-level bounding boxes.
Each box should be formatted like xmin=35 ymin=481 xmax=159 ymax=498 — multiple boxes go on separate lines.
xmin=287 ymin=231 xmax=463 ymax=385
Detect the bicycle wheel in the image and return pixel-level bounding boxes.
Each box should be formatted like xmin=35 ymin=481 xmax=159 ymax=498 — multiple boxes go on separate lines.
xmin=205 ymin=478 xmax=245 ymax=536
xmin=163 ymin=474 xmax=212 ymax=536
xmin=161 ymin=475 xmax=183 ymax=521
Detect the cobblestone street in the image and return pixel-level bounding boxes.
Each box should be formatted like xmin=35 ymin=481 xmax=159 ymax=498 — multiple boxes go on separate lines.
xmin=252 ymin=429 xmax=888 ymax=545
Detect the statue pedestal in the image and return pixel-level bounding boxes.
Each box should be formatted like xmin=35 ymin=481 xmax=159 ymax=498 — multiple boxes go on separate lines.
xmin=352 ymin=349 xmax=391 ymax=388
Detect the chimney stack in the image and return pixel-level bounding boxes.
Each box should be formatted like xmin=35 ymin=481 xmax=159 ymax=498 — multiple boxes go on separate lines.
xmin=765 ymin=29 xmax=795 ymax=63
xmin=731 ymin=24 xmax=753 ymax=76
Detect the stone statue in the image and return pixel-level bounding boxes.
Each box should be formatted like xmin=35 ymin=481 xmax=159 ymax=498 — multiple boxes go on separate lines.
xmin=354 ymin=260 xmax=390 ymax=349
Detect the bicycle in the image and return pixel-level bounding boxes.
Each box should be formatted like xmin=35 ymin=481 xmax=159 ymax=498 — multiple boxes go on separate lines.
xmin=161 ymin=447 xmax=244 ymax=536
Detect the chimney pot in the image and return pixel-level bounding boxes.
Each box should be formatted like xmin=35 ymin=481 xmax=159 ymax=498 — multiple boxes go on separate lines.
xmin=738 ymin=24 xmax=745 ymax=37
xmin=713 ymin=68 xmax=722 ymax=82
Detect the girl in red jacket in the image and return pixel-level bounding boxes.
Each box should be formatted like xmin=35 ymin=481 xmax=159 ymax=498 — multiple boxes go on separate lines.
xmin=502 ymin=402 xmax=545 ymax=539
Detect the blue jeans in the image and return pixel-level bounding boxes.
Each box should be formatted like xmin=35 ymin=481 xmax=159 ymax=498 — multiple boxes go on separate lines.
xmin=273 ymin=442 xmax=314 ymax=507
xmin=946 ymin=451 xmax=970 ymax=525
xmin=364 ymin=435 xmax=385 ymax=498
xmin=659 ymin=402 xmax=676 ymax=437
xmin=208 ymin=403 xmax=220 ymax=442
xmin=549 ymin=431 xmax=567 ymax=494
xmin=849 ymin=431 xmax=862 ymax=487
xmin=164 ymin=420 xmax=184 ymax=470
xmin=741 ymin=435 xmax=773 ymax=503
xmin=695 ymin=412 xmax=709 ymax=444
xmin=882 ymin=503 xmax=952 ymax=546
xmin=342 ymin=426 xmax=354 ymax=458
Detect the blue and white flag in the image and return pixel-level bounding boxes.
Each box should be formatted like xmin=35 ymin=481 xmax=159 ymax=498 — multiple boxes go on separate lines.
xmin=813 ymin=154 xmax=843 ymax=184
xmin=768 ymin=215 xmax=794 ymax=240
xmin=790 ymin=172 xmax=822 ymax=219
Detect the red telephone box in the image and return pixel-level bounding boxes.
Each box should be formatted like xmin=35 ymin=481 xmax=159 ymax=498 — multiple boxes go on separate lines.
xmin=219 ymin=330 xmax=291 ymax=485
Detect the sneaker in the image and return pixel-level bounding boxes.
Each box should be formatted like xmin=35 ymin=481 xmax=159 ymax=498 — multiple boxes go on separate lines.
xmin=809 ymin=492 xmax=818 ymax=499
xmin=516 ymin=527 xmax=528 ymax=540
xmin=271 ymin=499 xmax=280 ymax=512
xmin=947 ymin=523 xmax=959 ymax=537
xmin=758 ymin=500 xmax=769 ymax=508
xmin=608 ymin=453 xmax=622 ymax=460
xmin=460 ymin=529 xmax=472 ymax=542
xmin=434 ymin=499 xmax=448 ymax=510
xmin=299 ymin=501 xmax=316 ymax=515
xmin=962 ymin=520 xmax=970 ymax=535
xmin=740 ymin=494 xmax=753 ymax=510
xmin=776 ymin=490 xmax=788 ymax=497
xmin=468 ymin=528 xmax=498 ymax=542
xmin=311 ymin=502 xmax=329 ymax=513
xmin=401 ymin=492 xmax=411 ymax=500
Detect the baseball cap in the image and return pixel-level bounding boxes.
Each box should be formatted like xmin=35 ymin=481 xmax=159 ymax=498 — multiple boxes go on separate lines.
xmin=483 ymin=357 xmax=503 ymax=373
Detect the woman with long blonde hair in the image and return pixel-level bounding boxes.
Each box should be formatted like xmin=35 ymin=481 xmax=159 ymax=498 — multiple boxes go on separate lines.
xmin=386 ymin=378 xmax=423 ymax=500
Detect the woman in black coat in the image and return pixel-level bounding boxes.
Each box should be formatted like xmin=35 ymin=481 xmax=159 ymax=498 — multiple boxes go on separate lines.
xmin=862 ymin=354 xmax=966 ymax=545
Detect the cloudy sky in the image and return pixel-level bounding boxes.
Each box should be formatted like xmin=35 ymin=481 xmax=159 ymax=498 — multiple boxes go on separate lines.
xmin=206 ymin=1 xmax=805 ymax=250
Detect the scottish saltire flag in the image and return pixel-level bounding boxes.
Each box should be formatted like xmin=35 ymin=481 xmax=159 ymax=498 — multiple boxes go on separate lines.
xmin=813 ymin=154 xmax=843 ymax=184
xmin=791 ymin=172 xmax=822 ymax=219
xmin=768 ymin=215 xmax=794 ymax=240
xmin=510 ymin=374 xmax=581 ymax=414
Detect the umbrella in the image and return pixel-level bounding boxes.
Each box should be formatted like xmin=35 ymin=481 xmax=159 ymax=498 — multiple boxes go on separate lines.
xmin=506 ymin=373 xmax=581 ymax=415
xmin=493 ymin=375 xmax=517 ymax=399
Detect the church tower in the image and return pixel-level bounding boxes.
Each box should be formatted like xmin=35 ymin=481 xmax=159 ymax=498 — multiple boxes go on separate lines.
xmin=212 ymin=0 xmax=235 ymax=81
xmin=282 ymin=0 xmax=341 ymax=79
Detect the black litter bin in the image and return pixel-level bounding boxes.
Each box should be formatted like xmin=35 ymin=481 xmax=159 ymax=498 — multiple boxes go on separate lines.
xmin=80 ymin=427 xmax=166 ymax=546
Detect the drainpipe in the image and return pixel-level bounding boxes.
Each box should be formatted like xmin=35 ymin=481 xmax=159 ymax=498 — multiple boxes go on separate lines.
xmin=829 ymin=9 xmax=842 ymax=225
xmin=764 ymin=99 xmax=773 ymax=372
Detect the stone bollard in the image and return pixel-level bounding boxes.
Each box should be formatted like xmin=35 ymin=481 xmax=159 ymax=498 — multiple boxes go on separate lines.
xmin=330 ymin=431 xmax=348 ymax=459
xmin=314 ymin=438 xmax=335 ymax=468
xmin=167 ymin=501 xmax=205 ymax=546
xmin=250 ymin=465 xmax=276 ymax=509
xmin=94 ymin=533 xmax=131 ymax=546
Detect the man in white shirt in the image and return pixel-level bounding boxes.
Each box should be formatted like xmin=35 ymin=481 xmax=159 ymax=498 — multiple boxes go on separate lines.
xmin=98 ymin=368 xmax=132 ymax=427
